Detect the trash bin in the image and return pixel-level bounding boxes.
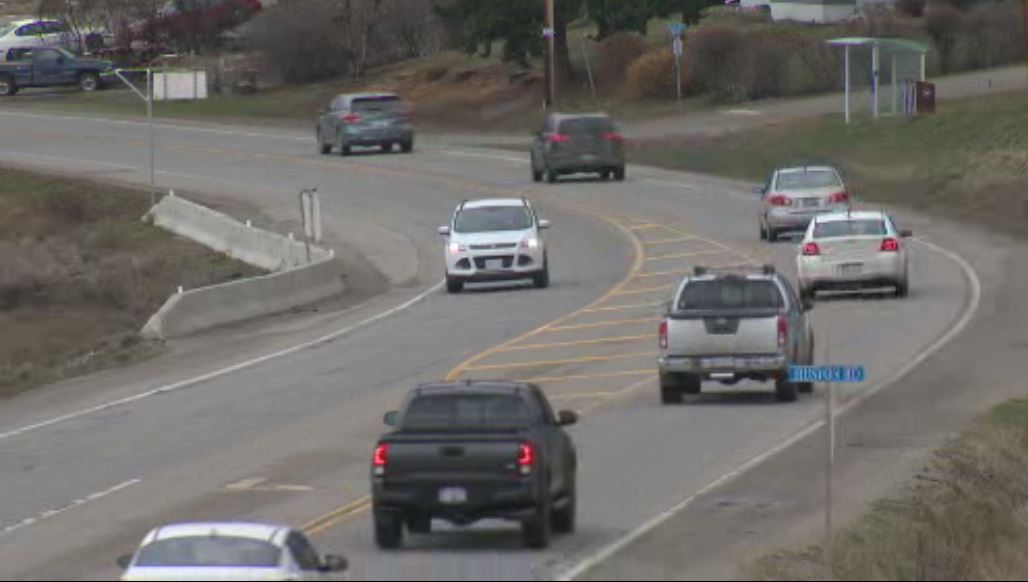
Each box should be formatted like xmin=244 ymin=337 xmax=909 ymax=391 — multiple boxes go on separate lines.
xmin=915 ymin=81 xmax=935 ymax=115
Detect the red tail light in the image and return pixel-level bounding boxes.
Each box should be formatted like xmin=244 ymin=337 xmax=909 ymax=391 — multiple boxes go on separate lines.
xmin=827 ymin=191 xmax=849 ymax=204
xmin=659 ymin=319 xmax=668 ymax=350
xmin=603 ymin=132 xmax=623 ymax=143
xmin=777 ymin=315 xmax=788 ymax=349
xmin=548 ymin=134 xmax=569 ymax=144
xmin=372 ymin=444 xmax=388 ymax=476
xmin=880 ymin=238 xmax=900 ymax=252
xmin=768 ymin=194 xmax=792 ymax=207
xmin=518 ymin=443 xmax=534 ymax=475
xmin=340 ymin=113 xmax=362 ymax=124
xmin=802 ymin=242 xmax=821 ymax=256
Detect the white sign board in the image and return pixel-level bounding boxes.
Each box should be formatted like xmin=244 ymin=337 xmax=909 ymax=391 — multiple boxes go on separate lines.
xmin=672 ymin=37 xmax=683 ymax=57
xmin=153 ymin=71 xmax=208 ymax=101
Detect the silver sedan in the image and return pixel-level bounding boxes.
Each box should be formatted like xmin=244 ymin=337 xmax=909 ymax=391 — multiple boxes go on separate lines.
xmin=758 ymin=166 xmax=852 ymax=242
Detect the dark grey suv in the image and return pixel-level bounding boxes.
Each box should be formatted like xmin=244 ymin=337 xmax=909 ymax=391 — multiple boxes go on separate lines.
xmin=316 ymin=92 xmax=414 ymax=156
xmin=530 ymin=113 xmax=626 ymax=183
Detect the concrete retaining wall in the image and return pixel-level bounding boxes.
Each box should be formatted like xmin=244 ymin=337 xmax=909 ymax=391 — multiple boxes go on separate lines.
xmin=141 ymin=194 xmax=345 ymax=339
xmin=146 ymin=193 xmax=331 ymax=271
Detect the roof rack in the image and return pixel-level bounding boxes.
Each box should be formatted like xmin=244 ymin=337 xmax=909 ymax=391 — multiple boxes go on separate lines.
xmin=693 ymin=264 xmax=777 ymax=277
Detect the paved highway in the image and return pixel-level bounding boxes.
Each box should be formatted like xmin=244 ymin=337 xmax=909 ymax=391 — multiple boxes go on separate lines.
xmin=0 ymin=109 xmax=976 ymax=580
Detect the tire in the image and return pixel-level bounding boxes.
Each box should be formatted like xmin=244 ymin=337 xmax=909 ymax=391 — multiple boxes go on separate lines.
xmin=659 ymin=371 xmax=684 ymax=405
xmin=78 ymin=72 xmax=100 ymax=92
xmin=798 ymin=339 xmax=815 ymax=394
xmin=895 ymin=277 xmax=909 ymax=298
xmin=0 ymin=74 xmax=16 ymax=96
xmin=759 ymin=222 xmax=768 ymax=241
xmin=374 ymin=511 xmax=403 ymax=549
xmin=338 ymin=133 xmax=350 ymax=156
xmin=382 ymin=142 xmax=394 ymax=153
xmin=614 ymin=166 xmax=626 ymax=181
xmin=775 ymin=378 xmax=798 ymax=402
xmin=681 ymin=374 xmax=702 ymax=395
xmin=317 ymin=131 xmax=331 ymax=155
xmin=533 ymin=261 xmax=550 ymax=289
xmin=446 ymin=276 xmax=463 ymax=294
xmin=408 ymin=513 xmax=431 ymax=535
xmin=401 ymin=139 xmax=413 ymax=153
xmin=552 ymin=476 xmax=576 ymax=534
xmin=546 ymin=169 xmax=558 ymax=184
xmin=800 ymin=287 xmax=815 ymax=304
xmin=600 ymin=170 xmax=611 ymax=181
xmin=767 ymin=227 xmax=779 ymax=243
xmin=532 ymin=165 xmax=543 ymax=182
xmin=522 ymin=493 xmax=552 ymax=549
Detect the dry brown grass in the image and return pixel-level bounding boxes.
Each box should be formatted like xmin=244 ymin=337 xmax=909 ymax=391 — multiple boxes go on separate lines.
xmin=0 ymin=167 xmax=261 ymax=397
xmin=625 ymin=48 xmax=687 ymax=100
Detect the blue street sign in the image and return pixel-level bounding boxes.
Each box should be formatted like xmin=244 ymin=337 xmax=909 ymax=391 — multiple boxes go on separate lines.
xmin=667 ymin=22 xmax=685 ymax=36
xmin=788 ymin=365 xmax=866 ymax=383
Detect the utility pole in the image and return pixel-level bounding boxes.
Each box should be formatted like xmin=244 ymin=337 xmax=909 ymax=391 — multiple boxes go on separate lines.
xmin=545 ymin=0 xmax=556 ymax=108
xmin=1023 ymin=0 xmax=1028 ymax=87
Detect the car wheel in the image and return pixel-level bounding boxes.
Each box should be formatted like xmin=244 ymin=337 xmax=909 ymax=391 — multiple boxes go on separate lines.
xmin=401 ymin=139 xmax=414 ymax=153
xmin=767 ymin=227 xmax=779 ymax=243
xmin=775 ymin=378 xmax=798 ymax=402
xmin=0 ymin=74 xmax=16 ymax=96
xmin=317 ymin=131 xmax=331 ymax=155
xmin=895 ymin=277 xmax=909 ymax=298
xmin=659 ymin=371 xmax=684 ymax=404
xmin=798 ymin=339 xmax=815 ymax=394
xmin=407 ymin=513 xmax=431 ymax=535
xmin=759 ymin=222 xmax=768 ymax=241
xmin=446 ymin=276 xmax=463 ymax=294
xmin=614 ymin=166 xmax=626 ymax=181
xmin=522 ymin=489 xmax=552 ymax=549
xmin=381 ymin=142 xmax=394 ymax=153
xmin=681 ymin=374 xmax=702 ymax=395
xmin=79 ymin=72 xmax=101 ymax=92
xmin=532 ymin=167 xmax=543 ymax=182
xmin=552 ymin=475 xmax=576 ymax=534
xmin=533 ymin=261 xmax=550 ymax=289
xmin=546 ymin=169 xmax=558 ymax=184
xmin=800 ymin=286 xmax=815 ymax=304
xmin=374 ymin=511 xmax=403 ymax=549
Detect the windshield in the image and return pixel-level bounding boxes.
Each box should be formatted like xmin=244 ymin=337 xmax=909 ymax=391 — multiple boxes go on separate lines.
xmin=814 ymin=219 xmax=887 ymax=238
xmin=678 ymin=279 xmax=784 ymax=311
xmin=775 ymin=170 xmax=841 ymax=190
xmin=351 ymin=96 xmax=404 ymax=114
xmin=134 ymin=536 xmax=282 ymax=568
xmin=402 ymin=394 xmax=537 ymax=432
xmin=454 ymin=206 xmax=532 ymax=233
xmin=0 ymin=24 xmax=15 ymax=37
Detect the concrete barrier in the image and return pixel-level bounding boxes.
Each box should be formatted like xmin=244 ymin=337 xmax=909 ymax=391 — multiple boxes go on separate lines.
xmin=145 ymin=193 xmax=331 ymax=271
xmin=141 ymin=194 xmax=345 ymax=339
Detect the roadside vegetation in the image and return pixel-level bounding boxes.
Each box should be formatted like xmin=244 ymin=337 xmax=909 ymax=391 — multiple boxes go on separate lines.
xmin=629 ymin=92 xmax=1028 ymax=239
xmin=0 ymin=167 xmax=260 ymax=397
xmin=751 ymin=397 xmax=1028 ymax=580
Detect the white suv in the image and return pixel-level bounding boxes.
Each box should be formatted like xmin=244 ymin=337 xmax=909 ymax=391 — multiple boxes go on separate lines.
xmin=438 ymin=198 xmax=551 ymax=294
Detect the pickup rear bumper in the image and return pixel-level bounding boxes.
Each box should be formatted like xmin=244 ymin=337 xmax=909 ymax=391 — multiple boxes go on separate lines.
xmin=658 ymin=354 xmax=787 ymax=377
xmin=372 ymin=479 xmax=541 ymax=525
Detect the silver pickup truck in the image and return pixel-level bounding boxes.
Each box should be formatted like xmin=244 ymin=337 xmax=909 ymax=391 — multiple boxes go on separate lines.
xmin=657 ymin=265 xmax=815 ymax=403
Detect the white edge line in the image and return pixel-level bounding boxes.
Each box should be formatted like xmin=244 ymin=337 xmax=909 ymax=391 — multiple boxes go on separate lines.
xmin=441 ymin=149 xmax=528 ymax=165
xmin=554 ymin=237 xmax=982 ymax=581
xmin=0 ymin=282 xmax=444 ymax=443
xmin=1 ymin=479 xmax=141 ymax=535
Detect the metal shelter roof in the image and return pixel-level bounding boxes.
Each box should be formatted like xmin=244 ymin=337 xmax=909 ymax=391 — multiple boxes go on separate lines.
xmin=827 ymin=37 xmax=929 ymax=54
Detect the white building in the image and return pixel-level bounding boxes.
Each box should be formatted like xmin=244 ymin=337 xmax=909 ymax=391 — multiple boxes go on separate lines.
xmin=743 ymin=0 xmax=893 ymax=23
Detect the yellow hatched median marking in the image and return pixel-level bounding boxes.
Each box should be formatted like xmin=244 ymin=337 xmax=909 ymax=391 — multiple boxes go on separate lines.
xmin=643 ymin=236 xmax=700 ymax=245
xmin=582 ymin=301 xmax=664 ymax=314
xmin=612 ymin=284 xmax=674 ymax=296
xmin=515 ymin=369 xmax=656 ymax=384
xmin=546 ymin=317 xmax=655 ymax=332
xmin=464 ymin=351 xmax=654 ymax=372
xmin=646 ymin=248 xmax=726 ymax=262
xmin=496 ymin=334 xmax=652 ymax=352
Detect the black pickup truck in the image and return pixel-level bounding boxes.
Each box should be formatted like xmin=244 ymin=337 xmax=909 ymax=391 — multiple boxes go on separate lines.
xmin=371 ymin=381 xmax=579 ymax=549
xmin=0 ymin=47 xmax=112 ymax=96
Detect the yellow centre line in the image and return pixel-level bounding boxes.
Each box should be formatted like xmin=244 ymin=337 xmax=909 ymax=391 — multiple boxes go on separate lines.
xmin=462 ymin=351 xmax=655 ymax=373
xmin=646 ymin=248 xmax=726 ymax=262
xmin=643 ymin=236 xmax=700 ymax=245
xmin=582 ymin=301 xmax=664 ymax=313
xmin=495 ymin=334 xmax=652 ymax=352
xmin=634 ymin=269 xmax=693 ymax=279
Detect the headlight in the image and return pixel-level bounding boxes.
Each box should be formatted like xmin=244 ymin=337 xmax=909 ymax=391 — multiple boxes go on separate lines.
xmin=447 ymin=242 xmax=466 ymax=254
xmin=520 ymin=237 xmax=540 ymax=250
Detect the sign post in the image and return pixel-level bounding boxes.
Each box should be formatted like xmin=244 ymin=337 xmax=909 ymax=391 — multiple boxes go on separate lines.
xmin=114 ymin=68 xmax=156 ymax=207
xmin=298 ymin=188 xmax=321 ymax=264
xmin=788 ymin=363 xmax=866 ymax=580
xmin=667 ymin=21 xmax=686 ymax=109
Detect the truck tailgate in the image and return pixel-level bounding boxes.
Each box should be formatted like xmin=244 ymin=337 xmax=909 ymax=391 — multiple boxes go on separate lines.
xmin=666 ymin=308 xmax=780 ymax=356
xmin=384 ymin=433 xmax=525 ymax=481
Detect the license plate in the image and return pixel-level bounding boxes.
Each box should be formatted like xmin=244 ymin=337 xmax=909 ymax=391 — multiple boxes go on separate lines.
xmin=485 ymin=259 xmax=504 ymax=270
xmin=801 ymin=198 xmax=821 ymax=208
xmin=840 ymin=263 xmax=863 ymax=276
xmin=705 ymin=357 xmax=734 ymax=368
xmin=439 ymin=487 xmax=467 ymax=505
xmin=581 ymin=154 xmax=597 ymax=162
xmin=375 ymin=120 xmax=390 ymax=127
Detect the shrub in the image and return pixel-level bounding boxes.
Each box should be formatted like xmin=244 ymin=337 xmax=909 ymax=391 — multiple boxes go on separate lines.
xmin=625 ymin=48 xmax=688 ymax=100
xmin=685 ymin=24 xmax=750 ymax=101
xmin=595 ymin=32 xmax=650 ymax=90
xmin=955 ymin=0 xmax=1025 ymax=71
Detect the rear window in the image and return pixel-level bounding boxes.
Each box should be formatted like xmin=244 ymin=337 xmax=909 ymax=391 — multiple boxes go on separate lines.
xmin=134 ymin=536 xmax=281 ymax=568
xmin=678 ymin=279 xmax=784 ymax=311
xmin=559 ymin=117 xmax=614 ymax=135
xmin=454 ymin=206 xmax=532 ymax=233
xmin=775 ymin=170 xmax=841 ymax=190
xmin=813 ymin=220 xmax=887 ymax=238
xmin=351 ymin=96 xmax=404 ymax=114
xmin=402 ymin=394 xmax=538 ymax=432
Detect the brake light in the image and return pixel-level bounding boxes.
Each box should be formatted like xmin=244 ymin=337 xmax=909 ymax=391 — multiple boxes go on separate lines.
xmin=828 ymin=191 xmax=849 ymax=204
xmin=603 ymin=132 xmax=623 ymax=143
xmin=802 ymin=242 xmax=821 ymax=256
xmin=768 ymin=195 xmax=792 ymax=207
xmin=777 ymin=315 xmax=788 ymax=349
xmin=518 ymin=443 xmax=534 ymax=475
xmin=880 ymin=238 xmax=900 ymax=252
xmin=340 ymin=113 xmax=362 ymax=124
xmin=659 ymin=319 xmax=668 ymax=350
xmin=548 ymin=134 xmax=569 ymax=144
xmin=372 ymin=444 xmax=388 ymax=476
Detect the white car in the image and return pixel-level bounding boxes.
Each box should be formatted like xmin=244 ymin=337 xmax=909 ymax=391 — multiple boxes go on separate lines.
xmin=0 ymin=20 xmax=70 ymax=59
xmin=117 ymin=522 xmax=348 ymax=581
xmin=438 ymin=198 xmax=550 ymax=293
xmin=797 ymin=210 xmax=912 ymax=300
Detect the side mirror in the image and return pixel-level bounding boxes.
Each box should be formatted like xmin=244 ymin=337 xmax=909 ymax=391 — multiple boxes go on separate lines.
xmin=557 ymin=410 xmax=578 ymax=426
xmin=537 ymin=219 xmax=551 ymax=230
xmin=321 ymin=554 xmax=348 ymax=572
xmin=116 ymin=555 xmax=132 ymax=569
xmin=437 ymin=226 xmax=451 ymax=236
xmin=754 ymin=185 xmax=765 ymax=196
xmin=383 ymin=411 xmax=398 ymax=426
xmin=899 ymin=229 xmax=913 ymax=238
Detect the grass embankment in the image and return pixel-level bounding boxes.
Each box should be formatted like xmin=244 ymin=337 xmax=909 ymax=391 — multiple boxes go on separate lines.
xmin=630 ymin=92 xmax=1028 ymax=239
xmin=0 ymin=168 xmax=260 ymax=397
xmin=752 ymin=398 xmax=1028 ymax=580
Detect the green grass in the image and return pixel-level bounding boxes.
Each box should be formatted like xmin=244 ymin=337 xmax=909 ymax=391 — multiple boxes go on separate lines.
xmin=629 ymin=92 xmax=1028 ymax=238
xmin=749 ymin=396 xmax=1028 ymax=580
xmin=0 ymin=167 xmax=262 ymax=397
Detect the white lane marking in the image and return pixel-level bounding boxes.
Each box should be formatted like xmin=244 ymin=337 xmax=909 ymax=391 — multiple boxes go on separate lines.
xmin=1 ymin=479 xmax=141 ymax=536
xmin=725 ymin=109 xmax=762 ymax=116
xmin=0 ymin=149 xmax=137 ymax=171
xmin=0 ymin=109 xmax=311 ymax=143
xmin=224 ymin=477 xmax=314 ymax=493
xmin=0 ymin=282 xmax=444 ymax=444
xmin=440 ymin=150 xmax=528 ymax=164
xmin=555 ymin=237 xmax=982 ymax=581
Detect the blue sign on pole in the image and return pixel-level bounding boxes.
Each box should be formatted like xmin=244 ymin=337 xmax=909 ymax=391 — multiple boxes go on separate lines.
xmin=667 ymin=22 xmax=685 ymax=37
xmin=788 ymin=365 xmax=866 ymax=384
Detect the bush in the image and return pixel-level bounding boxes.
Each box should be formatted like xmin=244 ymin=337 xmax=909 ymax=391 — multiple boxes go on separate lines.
xmin=955 ymin=0 xmax=1025 ymax=71
xmin=249 ymin=0 xmax=351 ymax=84
xmin=685 ymin=24 xmax=749 ymax=101
xmin=625 ymin=48 xmax=688 ymax=99
xmin=595 ymin=32 xmax=650 ymax=90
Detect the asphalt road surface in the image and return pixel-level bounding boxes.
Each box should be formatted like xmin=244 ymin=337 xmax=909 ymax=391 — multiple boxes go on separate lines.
xmin=0 ymin=109 xmax=983 ymax=581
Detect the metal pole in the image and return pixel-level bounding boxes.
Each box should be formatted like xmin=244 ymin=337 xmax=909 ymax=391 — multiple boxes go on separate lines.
xmin=872 ymin=43 xmax=880 ymax=119
xmin=891 ymin=54 xmax=898 ymax=116
xmin=844 ymin=46 xmax=851 ymax=125
xmin=825 ymin=338 xmax=835 ymax=580
xmin=1023 ymin=0 xmax=1028 ymax=87
xmin=580 ymin=33 xmax=597 ymax=105
xmin=675 ymin=39 xmax=683 ymax=110
xmin=920 ymin=53 xmax=926 ymax=82
xmin=546 ymin=0 xmax=556 ymax=108
xmin=147 ymin=68 xmax=155 ymax=208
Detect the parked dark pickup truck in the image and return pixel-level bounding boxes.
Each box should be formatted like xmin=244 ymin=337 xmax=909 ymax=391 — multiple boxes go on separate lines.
xmin=0 ymin=47 xmax=112 ymax=96
xmin=371 ymin=381 xmax=579 ymax=550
